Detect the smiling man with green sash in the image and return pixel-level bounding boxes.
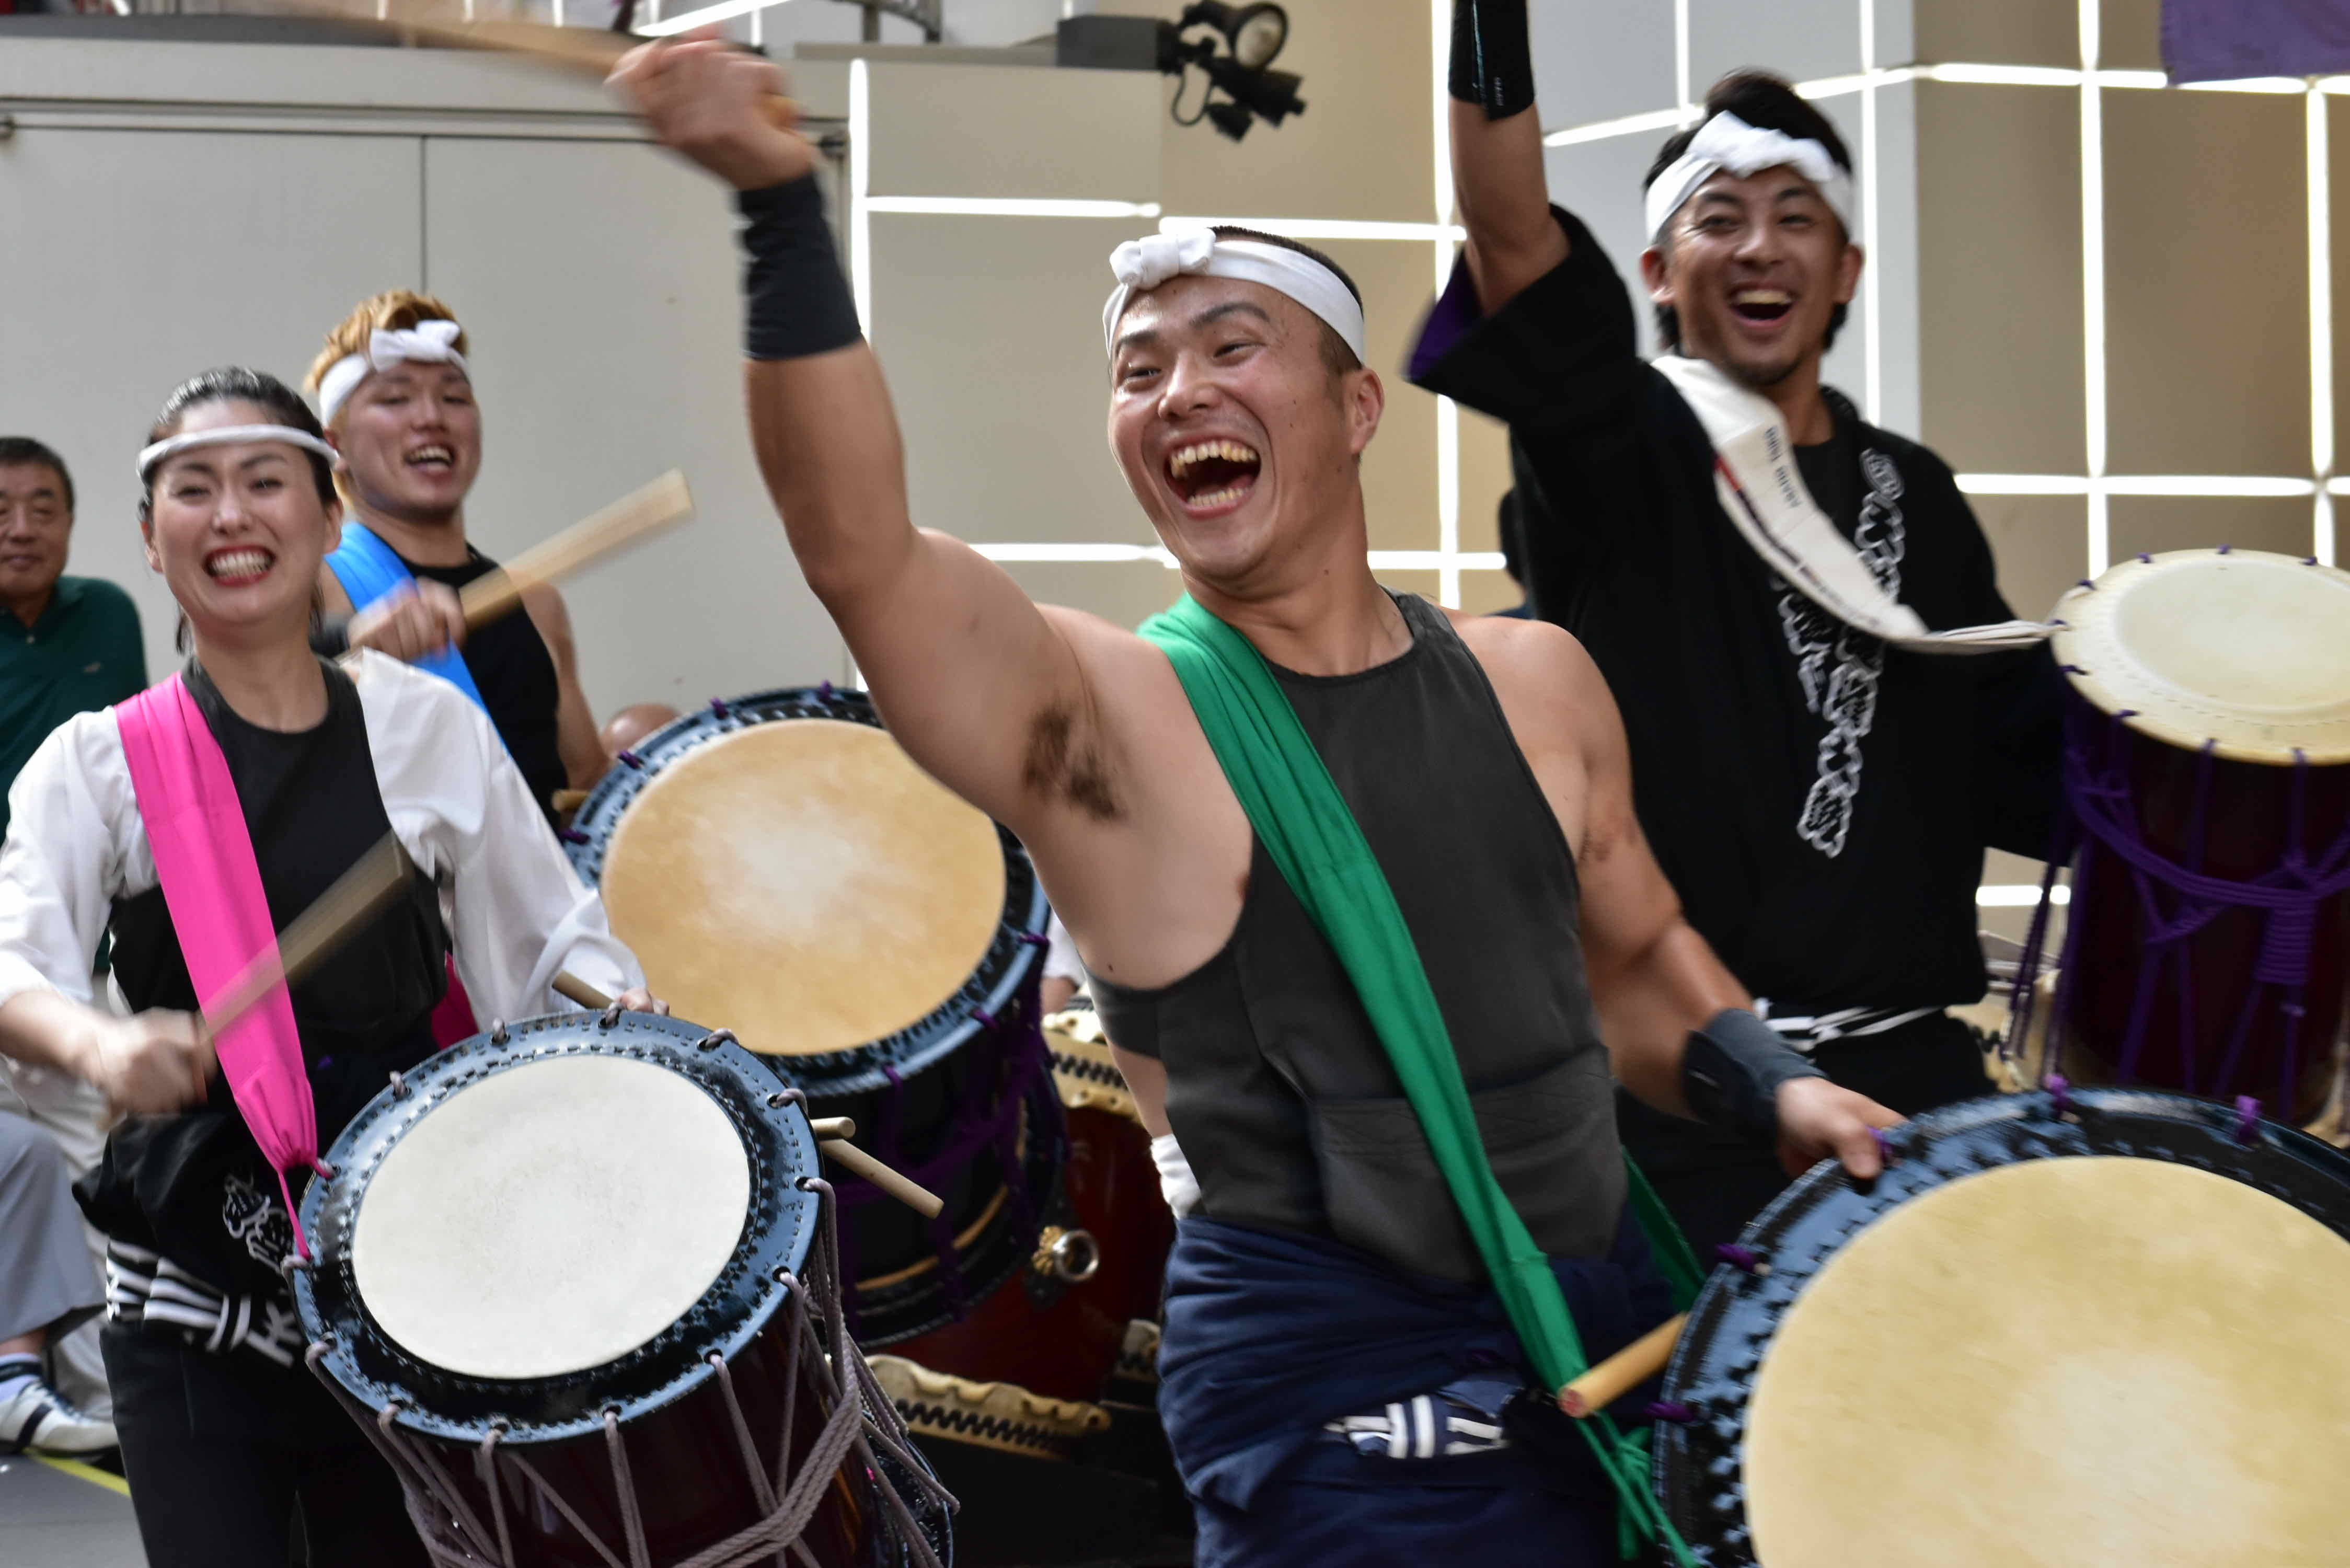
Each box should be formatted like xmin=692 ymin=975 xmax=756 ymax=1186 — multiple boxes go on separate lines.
xmin=614 ymin=36 xmax=1899 ymax=1566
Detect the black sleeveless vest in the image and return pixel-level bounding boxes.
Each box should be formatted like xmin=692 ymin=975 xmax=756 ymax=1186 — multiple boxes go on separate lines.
xmin=1092 ymin=594 xmax=1625 ymax=1283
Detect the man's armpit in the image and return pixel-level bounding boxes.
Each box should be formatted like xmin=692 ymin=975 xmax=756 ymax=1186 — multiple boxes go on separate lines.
xmin=1021 ymin=702 xmax=1120 ymax=823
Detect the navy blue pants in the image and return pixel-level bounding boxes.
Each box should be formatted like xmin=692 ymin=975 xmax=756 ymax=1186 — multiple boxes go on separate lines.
xmin=1192 ymin=1439 xmax=1615 ymax=1567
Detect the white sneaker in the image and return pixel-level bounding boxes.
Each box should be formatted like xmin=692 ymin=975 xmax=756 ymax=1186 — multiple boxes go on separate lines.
xmin=0 ymin=1373 xmax=118 ymax=1456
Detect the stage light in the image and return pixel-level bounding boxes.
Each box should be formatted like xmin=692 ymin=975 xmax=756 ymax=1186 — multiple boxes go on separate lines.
xmin=1201 ymin=56 xmax=1306 ymax=130
xmin=1182 ymin=2 xmax=1289 ymax=71
xmin=1055 ymin=7 xmax=1305 ymax=143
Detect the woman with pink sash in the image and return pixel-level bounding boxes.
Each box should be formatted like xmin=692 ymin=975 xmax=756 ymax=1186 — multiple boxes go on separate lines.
xmin=0 ymin=369 xmax=660 ymax=1568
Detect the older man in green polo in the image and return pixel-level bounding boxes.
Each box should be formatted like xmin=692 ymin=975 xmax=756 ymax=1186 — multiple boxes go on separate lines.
xmin=0 ymin=437 xmax=146 ymax=834
xmin=0 ymin=434 xmax=144 ymax=1450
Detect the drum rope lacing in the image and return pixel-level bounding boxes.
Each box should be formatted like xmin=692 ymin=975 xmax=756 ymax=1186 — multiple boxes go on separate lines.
xmin=306 ymin=1179 xmax=952 ymax=1568
xmin=2007 ymin=702 xmax=2350 ymax=1104
xmin=842 ymin=998 xmax=1052 ymax=1329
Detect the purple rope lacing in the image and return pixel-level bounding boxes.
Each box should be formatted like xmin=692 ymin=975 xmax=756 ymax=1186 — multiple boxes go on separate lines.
xmin=2008 ymin=699 xmax=2350 ymax=1108
xmin=836 ymin=964 xmax=1053 ymax=1323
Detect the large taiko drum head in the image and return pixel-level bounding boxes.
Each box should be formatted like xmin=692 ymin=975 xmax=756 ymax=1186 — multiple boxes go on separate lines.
xmin=297 ymin=1015 xmax=950 ymax=1568
xmin=569 ymin=690 xmax=1057 ymax=1350
xmin=299 ymin=1012 xmax=822 ymax=1444
xmin=1658 ymin=1090 xmax=2350 ymax=1568
xmin=595 ymin=716 xmax=1006 ymax=1057
xmin=2053 ymin=547 xmax=2350 ymax=764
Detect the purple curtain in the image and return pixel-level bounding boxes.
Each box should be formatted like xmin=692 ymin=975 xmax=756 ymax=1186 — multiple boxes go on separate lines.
xmin=2164 ymin=0 xmax=2350 ymax=84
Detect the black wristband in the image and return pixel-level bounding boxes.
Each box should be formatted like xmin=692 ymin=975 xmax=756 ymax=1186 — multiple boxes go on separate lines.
xmin=1448 ymin=0 xmax=1536 ymax=120
xmin=310 ymin=618 xmax=351 ymax=658
xmin=737 ymin=176 xmax=862 ymax=362
xmin=1681 ymin=1009 xmax=1825 ymax=1143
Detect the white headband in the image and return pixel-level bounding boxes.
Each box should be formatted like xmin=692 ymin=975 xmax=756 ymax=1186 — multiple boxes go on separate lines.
xmin=136 ymin=424 xmax=341 ymax=482
xmin=1642 ymin=110 xmax=1855 ymax=241
xmin=315 ymin=319 xmax=470 ymax=426
xmin=1102 ymin=232 xmax=1368 ymax=365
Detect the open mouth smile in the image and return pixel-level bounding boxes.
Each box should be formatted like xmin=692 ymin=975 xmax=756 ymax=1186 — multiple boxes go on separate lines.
xmin=1730 ymin=286 xmax=1795 ymax=326
xmin=1165 ymin=437 xmax=1262 ymax=513
xmin=204 ymin=546 xmax=275 ymax=585
xmin=405 ymin=444 xmax=456 ymax=474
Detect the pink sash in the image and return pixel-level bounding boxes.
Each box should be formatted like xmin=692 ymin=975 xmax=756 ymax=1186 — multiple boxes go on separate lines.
xmin=115 ymin=674 xmax=322 ymax=1258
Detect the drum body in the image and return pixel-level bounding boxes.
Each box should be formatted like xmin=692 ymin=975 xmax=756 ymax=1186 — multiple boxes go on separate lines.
xmin=566 ymin=688 xmax=1057 ymax=1344
xmin=2046 ymin=550 xmax=2350 ymax=1117
xmin=1656 ymin=1088 xmax=2350 ymax=1566
xmin=1047 ymin=1007 xmax=1175 ymax=1365
xmin=2064 ymin=721 xmax=2349 ymax=1111
xmin=296 ymin=1012 xmax=947 ymax=1567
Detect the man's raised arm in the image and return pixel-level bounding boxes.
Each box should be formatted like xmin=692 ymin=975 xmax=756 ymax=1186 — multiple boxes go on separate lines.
xmin=1447 ymin=0 xmax=1568 ymax=315
xmin=611 ymin=39 xmax=1086 ymax=830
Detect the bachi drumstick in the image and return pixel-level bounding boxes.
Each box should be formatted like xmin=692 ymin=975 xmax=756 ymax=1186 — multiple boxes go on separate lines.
xmin=459 ymin=471 xmax=695 ymax=630
xmin=203 ymin=836 xmax=413 ymax=1040
xmin=255 ymin=1 xmax=801 ymax=126
xmin=551 ymin=971 xmax=944 ymax=1219
xmin=1557 ymin=1313 xmax=1688 ymax=1420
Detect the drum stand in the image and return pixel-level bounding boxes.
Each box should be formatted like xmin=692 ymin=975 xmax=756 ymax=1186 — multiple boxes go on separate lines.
xmin=304 ymin=1180 xmax=954 ymax=1568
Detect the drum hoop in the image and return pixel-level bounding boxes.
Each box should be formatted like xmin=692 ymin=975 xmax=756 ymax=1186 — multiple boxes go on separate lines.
xmin=2052 ymin=549 xmax=2350 ymax=766
xmin=295 ymin=1012 xmax=823 ymax=1446
xmin=565 ymin=687 xmax=1051 ymax=1092
xmin=1655 ymin=1088 xmax=2350 ymax=1560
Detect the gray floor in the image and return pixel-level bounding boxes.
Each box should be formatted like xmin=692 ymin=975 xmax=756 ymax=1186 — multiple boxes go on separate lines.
xmin=0 ymin=1454 xmax=145 ymax=1567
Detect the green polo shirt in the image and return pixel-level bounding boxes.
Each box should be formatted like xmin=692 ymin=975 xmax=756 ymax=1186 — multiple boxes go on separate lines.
xmin=0 ymin=576 xmax=147 ymax=837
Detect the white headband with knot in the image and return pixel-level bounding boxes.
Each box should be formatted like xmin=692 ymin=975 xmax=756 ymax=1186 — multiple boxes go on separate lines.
xmin=316 ymin=319 xmax=470 ymax=426
xmin=1642 ymin=110 xmax=1855 ymax=241
xmin=1102 ymin=232 xmax=1367 ymax=364
xmin=136 ymin=424 xmax=340 ymax=482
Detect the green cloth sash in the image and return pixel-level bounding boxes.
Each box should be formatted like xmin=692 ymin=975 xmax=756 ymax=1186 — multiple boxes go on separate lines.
xmin=1139 ymin=593 xmax=1696 ymax=1562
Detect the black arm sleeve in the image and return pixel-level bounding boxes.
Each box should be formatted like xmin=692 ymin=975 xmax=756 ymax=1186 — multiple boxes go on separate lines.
xmin=1683 ymin=1009 xmax=1825 ymax=1143
xmin=1448 ymin=0 xmax=1536 ymax=119
xmin=738 ymin=176 xmax=862 ymax=362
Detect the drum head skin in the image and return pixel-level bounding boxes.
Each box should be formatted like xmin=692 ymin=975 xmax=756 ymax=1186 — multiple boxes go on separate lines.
xmin=353 ymin=1055 xmax=751 ymax=1381
xmin=297 ymin=1012 xmax=821 ymax=1444
xmin=1659 ymin=1089 xmax=2350 ymax=1567
xmin=567 ymin=690 xmax=1049 ymax=1096
xmin=601 ymin=720 xmax=1004 ymax=1056
xmin=2053 ymin=549 xmax=2350 ymax=764
xmin=1743 ymin=1158 xmax=2350 ymax=1568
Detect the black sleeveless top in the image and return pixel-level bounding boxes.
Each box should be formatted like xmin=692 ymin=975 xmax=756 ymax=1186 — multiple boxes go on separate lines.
xmin=1091 ymin=594 xmax=1625 ymax=1282
xmin=406 ymin=548 xmax=568 ymax=826
xmin=82 ymin=660 xmax=446 ymax=1297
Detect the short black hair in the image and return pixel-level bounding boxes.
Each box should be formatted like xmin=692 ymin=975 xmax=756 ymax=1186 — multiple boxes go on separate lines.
xmin=141 ymin=367 xmax=338 ymax=518
xmin=0 ymin=437 xmax=74 ymax=513
xmin=1644 ymin=70 xmax=1854 ymax=354
xmin=1208 ymin=225 xmax=1365 ymax=375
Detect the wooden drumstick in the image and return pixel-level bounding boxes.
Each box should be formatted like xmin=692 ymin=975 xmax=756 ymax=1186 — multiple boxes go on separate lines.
xmin=549 ymin=971 xmax=943 ymax=1218
xmin=255 ymin=1 xmax=801 ymax=127
xmin=203 ymin=836 xmax=413 ymax=1040
xmin=1557 ymin=1313 xmax=1688 ymax=1420
xmin=551 ymin=970 xmax=615 ymax=1011
xmin=817 ymin=1137 xmax=946 ymax=1219
xmin=460 ymin=471 xmax=694 ymax=630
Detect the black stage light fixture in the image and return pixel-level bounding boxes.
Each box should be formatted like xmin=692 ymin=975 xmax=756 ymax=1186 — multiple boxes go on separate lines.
xmin=1181 ymin=2 xmax=1289 ymax=70
xmin=1055 ymin=4 xmax=1303 ymax=143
